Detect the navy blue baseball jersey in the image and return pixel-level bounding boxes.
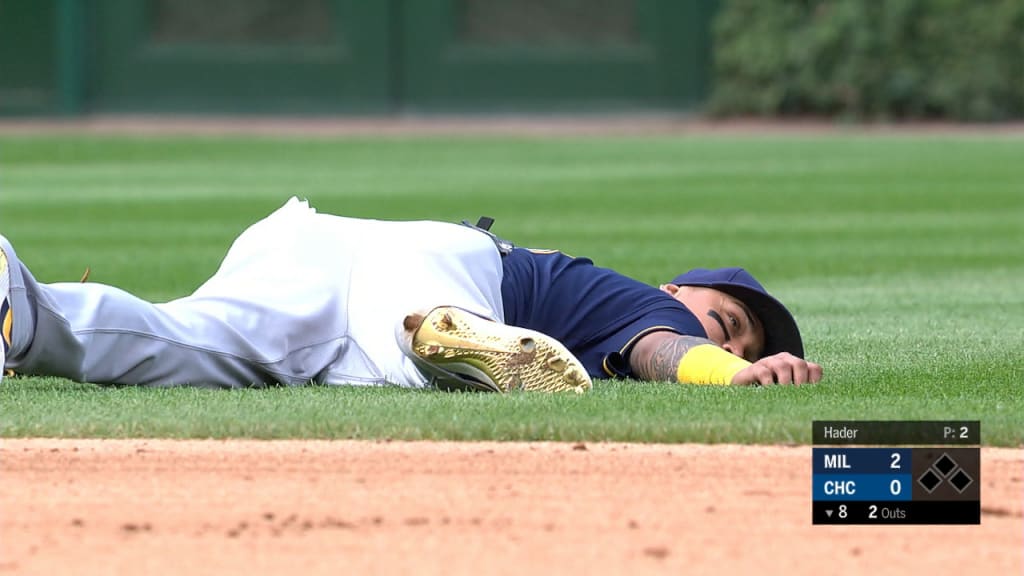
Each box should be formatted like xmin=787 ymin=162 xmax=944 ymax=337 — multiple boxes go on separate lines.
xmin=500 ymin=248 xmax=707 ymax=379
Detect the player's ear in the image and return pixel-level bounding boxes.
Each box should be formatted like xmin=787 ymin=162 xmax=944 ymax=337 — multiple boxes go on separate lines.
xmin=659 ymin=284 xmax=680 ymax=296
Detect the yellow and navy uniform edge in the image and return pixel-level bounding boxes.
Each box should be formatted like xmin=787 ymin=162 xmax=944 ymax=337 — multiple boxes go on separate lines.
xmin=601 ymin=325 xmax=679 ymax=378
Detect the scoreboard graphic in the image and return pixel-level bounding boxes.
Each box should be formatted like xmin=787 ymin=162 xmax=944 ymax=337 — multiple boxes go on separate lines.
xmin=812 ymin=421 xmax=980 ymax=525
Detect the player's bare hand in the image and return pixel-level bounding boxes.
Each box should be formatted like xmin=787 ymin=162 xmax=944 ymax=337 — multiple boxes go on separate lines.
xmin=731 ymin=353 xmax=822 ymax=386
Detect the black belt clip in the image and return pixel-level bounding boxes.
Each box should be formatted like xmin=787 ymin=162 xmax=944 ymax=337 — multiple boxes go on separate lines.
xmin=461 ymin=216 xmax=515 ymax=256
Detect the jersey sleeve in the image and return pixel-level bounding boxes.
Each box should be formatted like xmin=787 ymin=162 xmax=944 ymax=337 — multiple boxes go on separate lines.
xmin=589 ymin=306 xmax=706 ymax=378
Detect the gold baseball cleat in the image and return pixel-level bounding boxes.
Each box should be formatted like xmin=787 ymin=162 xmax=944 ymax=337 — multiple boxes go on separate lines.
xmin=405 ymin=306 xmax=592 ymax=394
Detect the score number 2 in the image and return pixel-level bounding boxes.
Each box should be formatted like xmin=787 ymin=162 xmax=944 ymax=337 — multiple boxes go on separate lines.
xmin=889 ymin=452 xmax=903 ymax=496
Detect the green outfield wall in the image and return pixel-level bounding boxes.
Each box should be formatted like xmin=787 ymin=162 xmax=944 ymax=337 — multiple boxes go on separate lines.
xmin=0 ymin=0 xmax=717 ymax=116
xmin=0 ymin=0 xmax=58 ymax=114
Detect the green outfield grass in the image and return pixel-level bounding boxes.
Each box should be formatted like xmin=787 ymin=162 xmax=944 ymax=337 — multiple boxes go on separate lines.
xmin=1 ymin=133 xmax=1022 ymax=445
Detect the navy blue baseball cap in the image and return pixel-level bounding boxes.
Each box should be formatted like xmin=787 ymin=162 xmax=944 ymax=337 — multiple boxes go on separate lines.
xmin=670 ymin=267 xmax=804 ymax=359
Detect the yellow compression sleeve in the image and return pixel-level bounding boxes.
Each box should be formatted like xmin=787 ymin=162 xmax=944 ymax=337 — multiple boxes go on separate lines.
xmin=676 ymin=344 xmax=752 ymax=385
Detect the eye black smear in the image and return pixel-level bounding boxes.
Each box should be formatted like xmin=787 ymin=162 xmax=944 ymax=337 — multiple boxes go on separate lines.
xmin=707 ymin=310 xmax=731 ymax=340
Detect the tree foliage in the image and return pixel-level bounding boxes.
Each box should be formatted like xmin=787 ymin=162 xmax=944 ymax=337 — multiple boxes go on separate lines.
xmin=710 ymin=0 xmax=1024 ymax=121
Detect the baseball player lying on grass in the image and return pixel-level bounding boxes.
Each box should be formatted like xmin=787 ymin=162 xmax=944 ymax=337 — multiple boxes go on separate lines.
xmin=0 ymin=197 xmax=821 ymax=393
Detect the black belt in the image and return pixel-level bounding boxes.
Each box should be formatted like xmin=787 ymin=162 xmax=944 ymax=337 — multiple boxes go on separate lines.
xmin=461 ymin=216 xmax=514 ymax=257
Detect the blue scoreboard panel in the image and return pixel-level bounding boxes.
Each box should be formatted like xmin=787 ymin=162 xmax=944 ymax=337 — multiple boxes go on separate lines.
xmin=812 ymin=421 xmax=980 ymax=525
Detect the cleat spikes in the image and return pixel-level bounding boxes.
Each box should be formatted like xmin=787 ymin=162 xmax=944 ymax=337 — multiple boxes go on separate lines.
xmin=407 ymin=306 xmax=592 ymax=394
xmin=403 ymin=313 xmax=424 ymax=332
xmin=519 ymin=338 xmax=536 ymax=353
xmin=546 ymin=356 xmax=567 ymax=371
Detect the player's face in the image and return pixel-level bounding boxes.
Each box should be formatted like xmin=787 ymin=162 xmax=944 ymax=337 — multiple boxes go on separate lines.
xmin=660 ymin=285 xmax=765 ymax=362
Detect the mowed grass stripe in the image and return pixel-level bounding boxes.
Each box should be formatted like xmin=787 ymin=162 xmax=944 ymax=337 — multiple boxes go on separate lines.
xmin=0 ymin=135 xmax=1021 ymax=445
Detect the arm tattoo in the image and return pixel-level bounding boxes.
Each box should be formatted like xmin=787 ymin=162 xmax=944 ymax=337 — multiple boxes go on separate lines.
xmin=634 ymin=335 xmax=712 ymax=382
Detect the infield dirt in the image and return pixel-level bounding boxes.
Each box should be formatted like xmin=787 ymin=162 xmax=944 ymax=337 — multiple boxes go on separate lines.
xmin=1 ymin=439 xmax=1021 ymax=575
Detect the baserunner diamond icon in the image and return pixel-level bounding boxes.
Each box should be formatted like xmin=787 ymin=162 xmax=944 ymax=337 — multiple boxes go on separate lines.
xmin=918 ymin=469 xmax=942 ymax=493
xmin=949 ymin=469 xmax=973 ymax=493
xmin=933 ymin=453 xmax=957 ymax=477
